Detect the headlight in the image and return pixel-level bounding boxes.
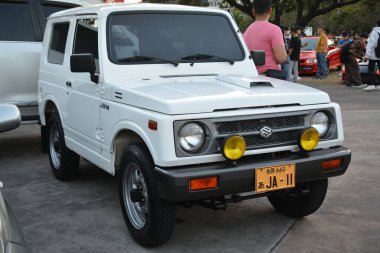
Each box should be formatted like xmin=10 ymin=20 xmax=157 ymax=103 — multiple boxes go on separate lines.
xmin=306 ymin=59 xmax=316 ymax=63
xmin=179 ymin=122 xmax=205 ymax=152
xmin=311 ymin=111 xmax=329 ymax=137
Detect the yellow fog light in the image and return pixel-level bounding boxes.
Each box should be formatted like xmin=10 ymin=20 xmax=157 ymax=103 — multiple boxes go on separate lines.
xmin=299 ymin=127 xmax=320 ymax=151
xmin=223 ymin=135 xmax=246 ymax=160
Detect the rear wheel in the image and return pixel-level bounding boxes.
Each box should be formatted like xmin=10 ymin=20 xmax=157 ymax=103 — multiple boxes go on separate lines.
xmin=119 ymin=144 xmax=176 ymax=247
xmin=267 ymin=179 xmax=328 ymax=218
xmin=47 ymin=113 xmax=79 ymax=181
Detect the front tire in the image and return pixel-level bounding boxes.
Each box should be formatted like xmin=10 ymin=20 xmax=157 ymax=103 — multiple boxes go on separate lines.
xmin=267 ymin=179 xmax=328 ymax=218
xmin=47 ymin=112 xmax=79 ymax=181
xmin=119 ymin=144 xmax=176 ymax=247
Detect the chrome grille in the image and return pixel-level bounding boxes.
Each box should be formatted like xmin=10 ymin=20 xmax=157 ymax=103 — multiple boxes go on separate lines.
xmin=215 ymin=114 xmax=306 ymax=150
xmin=244 ymin=131 xmax=301 ymax=147
xmin=216 ymin=115 xmax=305 ymax=134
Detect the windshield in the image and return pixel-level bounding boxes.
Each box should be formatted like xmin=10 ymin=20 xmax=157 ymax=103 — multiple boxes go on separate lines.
xmin=301 ymin=38 xmax=317 ymax=51
xmin=301 ymin=37 xmax=335 ymax=51
xmin=107 ymin=12 xmax=245 ymax=64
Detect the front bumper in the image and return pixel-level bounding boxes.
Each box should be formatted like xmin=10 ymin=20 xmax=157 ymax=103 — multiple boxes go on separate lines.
xmin=155 ymin=146 xmax=351 ymax=202
xmin=299 ymin=63 xmax=317 ymax=74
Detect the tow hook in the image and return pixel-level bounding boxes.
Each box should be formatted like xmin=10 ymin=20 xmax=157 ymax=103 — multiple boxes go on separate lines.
xmin=198 ymin=197 xmax=227 ymax=211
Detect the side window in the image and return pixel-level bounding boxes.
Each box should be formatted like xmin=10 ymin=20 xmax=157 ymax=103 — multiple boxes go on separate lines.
xmin=48 ymin=22 xmax=70 ymax=65
xmin=0 ymin=2 xmax=35 ymax=41
xmin=73 ymin=18 xmax=99 ymax=73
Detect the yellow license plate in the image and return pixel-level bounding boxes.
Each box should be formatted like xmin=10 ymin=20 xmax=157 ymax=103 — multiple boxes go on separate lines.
xmin=255 ymin=164 xmax=295 ymax=193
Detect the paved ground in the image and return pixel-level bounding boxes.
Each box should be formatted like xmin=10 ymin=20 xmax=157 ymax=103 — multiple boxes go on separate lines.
xmin=0 ymin=71 xmax=379 ymax=253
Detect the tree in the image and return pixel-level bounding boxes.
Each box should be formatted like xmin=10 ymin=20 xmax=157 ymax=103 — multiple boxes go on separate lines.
xmin=295 ymin=0 xmax=363 ymax=27
xmin=310 ymin=0 xmax=380 ymax=34
xmin=224 ymin=0 xmax=364 ymax=27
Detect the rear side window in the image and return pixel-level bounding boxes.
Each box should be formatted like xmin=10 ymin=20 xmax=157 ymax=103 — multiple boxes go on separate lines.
xmin=0 ymin=2 xmax=35 ymax=41
xmin=48 ymin=22 xmax=70 ymax=64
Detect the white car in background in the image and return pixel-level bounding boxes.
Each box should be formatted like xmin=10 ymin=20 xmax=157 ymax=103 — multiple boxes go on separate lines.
xmin=0 ymin=0 xmax=86 ymax=123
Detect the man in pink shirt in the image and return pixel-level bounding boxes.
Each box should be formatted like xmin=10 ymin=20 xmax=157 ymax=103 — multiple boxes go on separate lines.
xmin=243 ymin=0 xmax=287 ymax=78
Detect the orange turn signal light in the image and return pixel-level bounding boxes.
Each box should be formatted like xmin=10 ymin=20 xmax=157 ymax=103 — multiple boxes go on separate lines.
xmin=148 ymin=120 xmax=157 ymax=131
xmin=189 ymin=177 xmax=218 ymax=191
xmin=322 ymin=159 xmax=342 ymax=171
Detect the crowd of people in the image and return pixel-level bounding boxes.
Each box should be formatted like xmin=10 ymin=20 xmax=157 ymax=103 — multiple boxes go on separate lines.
xmin=242 ymin=0 xmax=380 ymax=91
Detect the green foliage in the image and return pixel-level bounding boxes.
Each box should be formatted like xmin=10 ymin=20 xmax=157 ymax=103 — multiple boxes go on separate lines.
xmin=232 ymin=9 xmax=253 ymax=32
xmin=310 ymin=0 xmax=380 ymax=34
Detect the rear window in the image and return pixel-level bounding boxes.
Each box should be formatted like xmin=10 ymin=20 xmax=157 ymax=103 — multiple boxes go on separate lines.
xmin=0 ymin=2 xmax=35 ymax=41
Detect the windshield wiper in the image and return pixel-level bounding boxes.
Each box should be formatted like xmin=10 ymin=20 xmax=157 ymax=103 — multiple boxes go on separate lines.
xmin=117 ymin=55 xmax=179 ymax=67
xmin=181 ymin=54 xmax=235 ymax=65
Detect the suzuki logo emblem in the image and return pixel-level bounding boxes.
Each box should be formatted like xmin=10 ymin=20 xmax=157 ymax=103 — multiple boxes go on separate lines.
xmin=260 ymin=126 xmax=272 ymax=138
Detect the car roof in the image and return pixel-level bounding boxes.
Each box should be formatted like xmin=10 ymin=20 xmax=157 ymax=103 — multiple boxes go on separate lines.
xmin=43 ymin=0 xmax=89 ymax=6
xmin=49 ymin=3 xmax=228 ymax=19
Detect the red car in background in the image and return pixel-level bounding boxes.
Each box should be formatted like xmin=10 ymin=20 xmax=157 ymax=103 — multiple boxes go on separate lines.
xmin=299 ymin=36 xmax=341 ymax=75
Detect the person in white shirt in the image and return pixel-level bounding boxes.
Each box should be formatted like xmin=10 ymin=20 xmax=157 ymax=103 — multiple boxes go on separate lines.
xmin=364 ymin=19 xmax=380 ymax=91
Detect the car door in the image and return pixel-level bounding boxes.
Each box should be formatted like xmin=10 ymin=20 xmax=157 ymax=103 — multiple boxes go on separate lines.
xmin=327 ymin=39 xmax=341 ymax=69
xmin=65 ymin=17 xmax=101 ymax=153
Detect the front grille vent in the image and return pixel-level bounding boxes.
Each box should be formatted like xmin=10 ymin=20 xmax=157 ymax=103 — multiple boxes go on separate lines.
xmin=215 ymin=114 xmax=306 ymax=150
xmin=216 ymin=115 xmax=305 ymax=134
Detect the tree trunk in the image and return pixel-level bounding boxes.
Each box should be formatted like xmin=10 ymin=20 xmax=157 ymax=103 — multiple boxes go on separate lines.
xmin=295 ymin=0 xmax=363 ymax=27
xmin=273 ymin=0 xmax=282 ymax=25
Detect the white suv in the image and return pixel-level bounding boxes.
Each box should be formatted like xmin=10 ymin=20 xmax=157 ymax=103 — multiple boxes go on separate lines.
xmin=38 ymin=3 xmax=351 ymax=247
xmin=0 ymin=0 xmax=84 ymax=122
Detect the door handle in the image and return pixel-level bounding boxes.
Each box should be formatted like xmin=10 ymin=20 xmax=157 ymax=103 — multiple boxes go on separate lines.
xmin=100 ymin=103 xmax=109 ymax=110
xmin=66 ymin=81 xmax=72 ymax=87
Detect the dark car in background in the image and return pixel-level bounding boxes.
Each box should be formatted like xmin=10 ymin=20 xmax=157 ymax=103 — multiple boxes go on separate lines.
xmin=299 ymin=36 xmax=341 ymax=75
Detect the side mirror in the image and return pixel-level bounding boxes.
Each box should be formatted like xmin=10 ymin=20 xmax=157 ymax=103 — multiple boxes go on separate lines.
xmin=250 ymin=50 xmax=265 ymax=66
xmin=0 ymin=104 xmax=21 ymax=133
xmin=70 ymin=54 xmax=98 ymax=83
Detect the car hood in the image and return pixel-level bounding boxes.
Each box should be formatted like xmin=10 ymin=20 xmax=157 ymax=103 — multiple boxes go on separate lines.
xmin=111 ymin=75 xmax=330 ymax=115
xmin=300 ymin=50 xmax=316 ymax=60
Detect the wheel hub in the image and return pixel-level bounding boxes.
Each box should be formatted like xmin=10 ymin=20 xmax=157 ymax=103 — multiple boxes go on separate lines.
xmin=123 ymin=163 xmax=149 ymax=230
xmin=130 ymin=186 xmax=144 ymax=203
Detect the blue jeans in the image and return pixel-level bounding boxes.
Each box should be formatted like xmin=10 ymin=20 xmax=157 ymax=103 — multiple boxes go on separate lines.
xmin=316 ymin=53 xmax=327 ymax=77
xmin=281 ymin=56 xmax=291 ymax=81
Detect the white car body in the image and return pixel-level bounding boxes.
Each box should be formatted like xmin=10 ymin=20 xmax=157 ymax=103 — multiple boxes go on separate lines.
xmin=0 ymin=0 xmax=86 ymax=122
xmin=38 ymin=3 xmax=345 ymax=175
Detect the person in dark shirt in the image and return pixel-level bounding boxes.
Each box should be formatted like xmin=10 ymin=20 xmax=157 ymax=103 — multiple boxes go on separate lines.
xmin=288 ymin=28 xmax=302 ymax=82
xmin=341 ymin=34 xmax=368 ymax=87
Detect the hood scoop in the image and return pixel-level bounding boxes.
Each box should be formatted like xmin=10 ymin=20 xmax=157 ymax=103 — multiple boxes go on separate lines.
xmin=216 ymin=75 xmax=274 ymax=89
